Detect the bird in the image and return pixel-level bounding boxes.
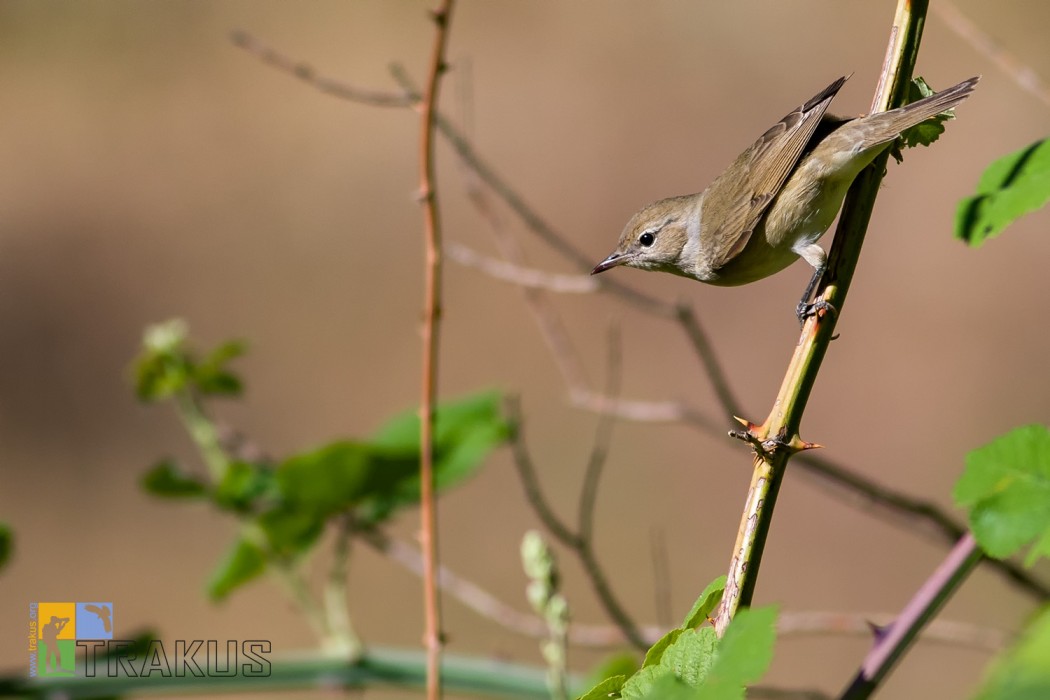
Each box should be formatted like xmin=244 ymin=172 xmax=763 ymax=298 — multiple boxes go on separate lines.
xmin=591 ymin=75 xmax=979 ymax=319
xmin=85 ymin=604 xmax=112 ymax=633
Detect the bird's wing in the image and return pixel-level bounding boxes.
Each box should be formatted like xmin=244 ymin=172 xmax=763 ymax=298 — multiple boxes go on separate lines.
xmin=700 ymin=76 xmax=848 ymax=270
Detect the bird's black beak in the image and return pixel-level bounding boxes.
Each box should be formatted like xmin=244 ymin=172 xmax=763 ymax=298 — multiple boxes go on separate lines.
xmin=591 ymin=251 xmax=629 ymax=275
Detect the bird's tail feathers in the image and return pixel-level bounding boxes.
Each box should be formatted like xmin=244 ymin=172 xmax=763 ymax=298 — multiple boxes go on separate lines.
xmin=858 ymin=75 xmax=980 ymax=147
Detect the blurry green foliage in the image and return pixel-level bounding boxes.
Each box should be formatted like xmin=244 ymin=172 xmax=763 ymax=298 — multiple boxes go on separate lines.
xmin=956 ymin=137 xmax=1050 ymax=247
xmin=132 ymin=321 xmax=509 ymax=601
xmin=954 ymin=424 xmax=1050 ymax=565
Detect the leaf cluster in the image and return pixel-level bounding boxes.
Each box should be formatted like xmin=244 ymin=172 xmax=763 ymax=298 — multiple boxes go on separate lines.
xmin=954 ymin=425 xmax=1050 ymax=699
xmin=578 ymin=578 xmax=777 ymax=700
xmin=132 ymin=324 xmax=510 ymax=601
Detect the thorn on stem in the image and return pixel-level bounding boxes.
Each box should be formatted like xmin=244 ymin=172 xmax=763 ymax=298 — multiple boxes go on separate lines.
xmin=868 ymin=619 xmax=893 ymax=644
xmin=787 ymin=436 xmax=825 ymax=452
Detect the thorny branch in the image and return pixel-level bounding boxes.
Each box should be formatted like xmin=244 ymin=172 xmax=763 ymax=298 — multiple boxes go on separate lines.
xmin=230 ymin=22 xmax=1049 ymax=635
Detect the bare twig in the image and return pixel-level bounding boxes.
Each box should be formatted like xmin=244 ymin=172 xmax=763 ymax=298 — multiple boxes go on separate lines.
xmin=933 ymin=1 xmax=1050 ymax=109
xmin=360 ymin=526 xmax=657 ymax=646
xmin=364 ymin=526 xmax=1009 ymax=654
xmin=577 ymin=325 xmax=621 ymax=545
xmin=446 ymin=243 xmax=598 ymax=294
xmin=506 ymin=396 xmax=648 ymax=651
xmin=458 ymin=166 xmax=592 ymax=391
xmin=388 ymin=64 xmax=677 ymax=319
xmin=230 ymin=30 xmax=413 ymax=107
xmin=673 ymin=303 xmax=743 ymax=418
xmin=650 ymin=528 xmax=673 ymax=629
xmin=416 ymin=3 xmax=456 ymax=697
xmin=780 ymin=608 xmax=1007 ymax=653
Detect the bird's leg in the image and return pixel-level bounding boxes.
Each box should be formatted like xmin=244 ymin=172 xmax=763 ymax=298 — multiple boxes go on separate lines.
xmin=795 ymin=264 xmax=826 ymax=322
xmin=794 ymin=243 xmax=836 ymax=324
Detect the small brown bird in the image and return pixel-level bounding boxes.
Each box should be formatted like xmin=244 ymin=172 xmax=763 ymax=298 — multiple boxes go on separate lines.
xmin=592 ymin=75 xmax=979 ymax=318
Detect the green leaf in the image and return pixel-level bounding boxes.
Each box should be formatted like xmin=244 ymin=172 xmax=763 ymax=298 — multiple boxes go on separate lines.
xmin=194 ymin=369 xmax=243 ymax=396
xmin=132 ymin=320 xmax=192 ymax=401
xmin=973 ymin=605 xmax=1050 ymax=700
xmin=956 ymin=138 xmax=1050 ymax=247
xmin=624 ymin=628 xmax=717 ymax=699
xmin=133 ymin=349 xmax=191 ymax=402
xmin=277 ymin=441 xmax=417 ymax=516
xmin=629 ymin=673 xmax=697 ymax=700
xmin=621 ymin=665 xmax=675 ymax=700
xmin=642 ymin=629 xmax=684 ymax=668
xmin=141 ymin=460 xmax=207 ymax=498
xmin=257 ymin=506 xmax=326 ymax=557
xmin=585 ymin=653 xmax=639 ymax=691
xmin=0 ymin=524 xmax=12 ymax=572
xmin=577 ymin=675 xmax=627 ymax=700
xmin=213 ymin=461 xmax=275 ymax=513
xmin=131 ymin=322 xmax=247 ymax=401
xmin=203 ymin=339 xmax=246 ymax=367
xmin=262 ymin=440 xmax=420 ymax=555
xmin=953 ymin=425 xmax=1050 ymax=560
xmin=696 ymin=605 xmax=778 ymax=698
xmin=207 ymin=538 xmax=267 ymax=601
xmin=890 ymin=77 xmax=955 ymax=163
xmin=367 ymin=390 xmax=510 ymax=517
xmin=660 ymin=628 xmax=718 ymax=687
xmin=193 ymin=340 xmax=246 ymax=397
xmin=682 ymin=576 xmax=726 ymax=629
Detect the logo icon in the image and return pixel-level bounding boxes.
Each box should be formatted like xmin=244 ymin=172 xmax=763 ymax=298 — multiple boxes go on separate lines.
xmin=27 ymin=601 xmax=270 ymax=679
xmin=29 ymin=602 xmax=113 ymax=677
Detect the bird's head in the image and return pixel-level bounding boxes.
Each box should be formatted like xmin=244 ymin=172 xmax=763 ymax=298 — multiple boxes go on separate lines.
xmin=592 ymin=195 xmax=693 ymax=277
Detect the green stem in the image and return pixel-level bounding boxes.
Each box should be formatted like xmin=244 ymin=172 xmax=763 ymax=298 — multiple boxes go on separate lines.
xmin=269 ymin=558 xmax=330 ymax=643
xmin=714 ymin=0 xmax=929 ymax=635
xmin=173 ymin=390 xmax=229 ymax=483
xmin=323 ymin=518 xmax=363 ymax=658
xmin=4 ymin=647 xmax=574 ymax=699
xmin=171 ymin=391 xmax=333 ymax=646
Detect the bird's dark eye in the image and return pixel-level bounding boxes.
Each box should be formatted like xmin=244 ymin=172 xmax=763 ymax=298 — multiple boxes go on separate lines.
xmin=639 ymin=232 xmax=655 ymax=247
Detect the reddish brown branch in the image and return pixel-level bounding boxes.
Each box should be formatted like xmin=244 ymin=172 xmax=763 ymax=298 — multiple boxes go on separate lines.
xmin=416 ymin=2 xmax=456 ymax=698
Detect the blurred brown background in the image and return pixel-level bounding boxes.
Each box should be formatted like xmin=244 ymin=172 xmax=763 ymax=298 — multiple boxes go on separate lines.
xmin=1 ymin=1 xmax=1048 ymax=697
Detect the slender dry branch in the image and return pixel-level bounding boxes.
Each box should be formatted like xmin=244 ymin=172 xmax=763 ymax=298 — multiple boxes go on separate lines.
xmin=781 ymin=608 xmax=1007 ymax=653
xmin=387 ymin=64 xmax=678 ymax=319
xmin=506 ymin=396 xmax=648 ymax=651
xmin=578 ymin=325 xmax=621 ymax=545
xmin=416 ymin=3 xmax=456 ymax=698
xmin=446 ymin=243 xmax=598 ymax=294
xmin=458 ymin=166 xmax=592 ymax=391
xmin=230 ymin=30 xmax=413 ymax=107
xmin=362 ymin=526 xmax=1008 ymax=654
xmin=933 ymin=1 xmax=1050 ymax=109
xmin=650 ymin=528 xmax=673 ymax=629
